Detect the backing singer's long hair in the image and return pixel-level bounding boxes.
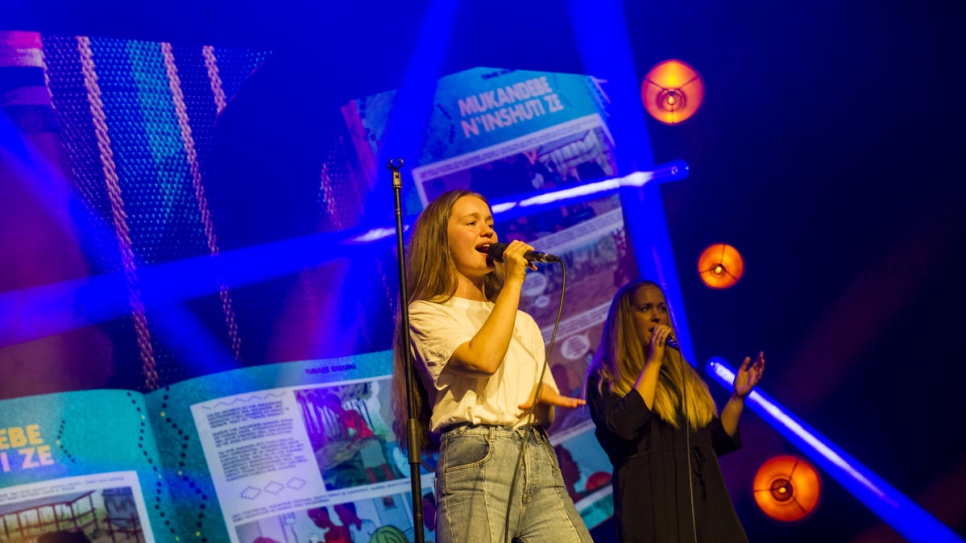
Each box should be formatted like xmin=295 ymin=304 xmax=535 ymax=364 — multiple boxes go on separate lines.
xmin=390 ymin=190 xmax=503 ymax=452
xmin=589 ymin=279 xmax=716 ymax=429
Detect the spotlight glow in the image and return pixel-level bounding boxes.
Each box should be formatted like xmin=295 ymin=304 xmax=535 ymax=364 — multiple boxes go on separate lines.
xmin=707 ymin=357 xmax=964 ymax=543
xmin=642 ymin=60 xmax=705 ymax=124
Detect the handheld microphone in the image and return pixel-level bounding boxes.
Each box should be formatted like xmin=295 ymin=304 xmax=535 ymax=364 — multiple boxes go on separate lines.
xmin=650 ymin=328 xmax=680 ymax=351
xmin=487 ymin=242 xmax=561 ymax=263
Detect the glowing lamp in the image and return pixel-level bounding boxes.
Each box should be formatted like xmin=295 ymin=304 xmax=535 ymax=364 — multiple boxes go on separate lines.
xmin=641 ymin=60 xmax=704 ymax=124
xmin=698 ymin=243 xmax=744 ymax=289
xmin=753 ymin=455 xmax=822 ymax=522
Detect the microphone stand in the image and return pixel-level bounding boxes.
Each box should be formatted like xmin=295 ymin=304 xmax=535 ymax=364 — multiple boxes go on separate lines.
xmin=387 ymin=158 xmax=425 ymax=543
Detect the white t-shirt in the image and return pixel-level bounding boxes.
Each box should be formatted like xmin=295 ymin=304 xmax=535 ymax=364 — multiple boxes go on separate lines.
xmin=408 ymin=296 xmax=558 ymax=435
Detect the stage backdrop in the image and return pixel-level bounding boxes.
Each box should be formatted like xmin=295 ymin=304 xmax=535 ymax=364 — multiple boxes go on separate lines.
xmin=0 ymin=31 xmax=667 ymax=543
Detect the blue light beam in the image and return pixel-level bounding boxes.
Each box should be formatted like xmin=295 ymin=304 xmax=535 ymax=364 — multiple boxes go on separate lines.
xmin=706 ymin=357 xmax=964 ymax=543
xmin=490 ymin=160 xmax=687 ymax=222
xmin=0 ymin=162 xmax=686 ymax=349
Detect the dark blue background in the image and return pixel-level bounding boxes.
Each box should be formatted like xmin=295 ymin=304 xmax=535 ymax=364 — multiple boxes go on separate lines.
xmin=3 ymin=0 xmax=964 ymax=540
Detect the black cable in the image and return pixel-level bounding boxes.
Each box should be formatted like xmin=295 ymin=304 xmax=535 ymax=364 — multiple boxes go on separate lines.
xmin=679 ymin=352 xmax=698 ymax=543
xmin=503 ymin=259 xmax=567 ymax=543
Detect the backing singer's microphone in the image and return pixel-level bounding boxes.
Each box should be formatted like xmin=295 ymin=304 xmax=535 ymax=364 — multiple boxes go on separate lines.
xmin=651 ymin=328 xmax=680 ymax=351
xmin=487 ymin=242 xmax=561 ymax=263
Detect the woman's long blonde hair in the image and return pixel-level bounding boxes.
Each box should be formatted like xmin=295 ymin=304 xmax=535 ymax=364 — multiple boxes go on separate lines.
xmin=589 ymin=279 xmax=716 ymax=429
xmin=390 ymin=190 xmax=503 ymax=452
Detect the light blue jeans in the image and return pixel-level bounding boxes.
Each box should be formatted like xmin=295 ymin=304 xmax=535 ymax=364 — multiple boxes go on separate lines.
xmin=435 ymin=424 xmax=593 ymax=543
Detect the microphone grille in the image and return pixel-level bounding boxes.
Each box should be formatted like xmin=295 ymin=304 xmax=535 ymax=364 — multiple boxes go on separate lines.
xmin=486 ymin=242 xmax=508 ymax=262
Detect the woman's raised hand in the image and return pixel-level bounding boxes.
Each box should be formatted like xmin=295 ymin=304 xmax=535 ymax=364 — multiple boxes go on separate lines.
xmin=498 ymin=240 xmax=538 ymax=283
xmin=733 ymin=351 xmax=765 ymax=398
xmin=646 ymin=324 xmax=674 ymax=366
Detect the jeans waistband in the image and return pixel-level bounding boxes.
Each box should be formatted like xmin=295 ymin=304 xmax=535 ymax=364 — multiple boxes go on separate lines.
xmin=441 ymin=423 xmax=549 ymax=443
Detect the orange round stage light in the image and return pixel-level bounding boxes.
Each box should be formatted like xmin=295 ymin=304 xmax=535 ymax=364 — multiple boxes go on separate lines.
xmin=641 ymin=60 xmax=705 ymax=124
xmin=753 ymin=455 xmax=822 ymax=523
xmin=697 ymin=243 xmax=744 ymax=289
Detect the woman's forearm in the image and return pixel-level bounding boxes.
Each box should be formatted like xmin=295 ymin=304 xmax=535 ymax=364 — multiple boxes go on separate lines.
xmin=720 ymin=394 xmax=745 ymax=437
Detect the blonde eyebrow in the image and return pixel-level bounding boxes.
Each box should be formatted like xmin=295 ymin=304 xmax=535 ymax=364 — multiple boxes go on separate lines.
xmin=457 ymin=212 xmax=493 ymax=221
